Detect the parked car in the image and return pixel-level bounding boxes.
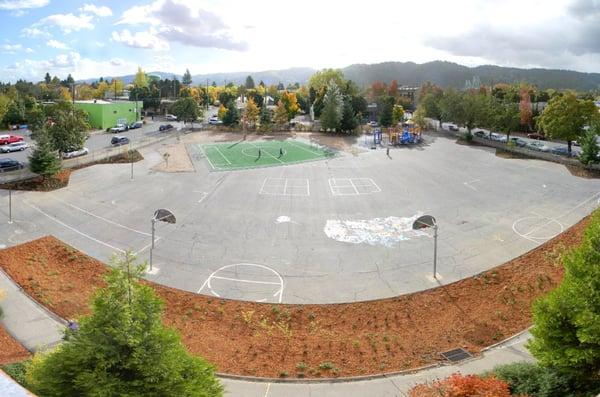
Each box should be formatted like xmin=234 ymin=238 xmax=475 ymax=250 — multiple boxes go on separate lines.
xmin=551 ymin=146 xmax=577 ymax=157
xmin=159 ymin=124 xmax=174 ymax=131
xmin=111 ymin=136 xmax=130 ymax=146
xmin=368 ymin=121 xmax=379 ymax=127
xmin=0 ymin=134 xmax=24 ymax=145
xmin=62 ymin=147 xmax=89 ymax=159
xmin=165 ymin=114 xmax=177 ymax=121
xmin=448 ymin=124 xmax=459 ymax=131
xmin=489 ymin=133 xmax=507 ymax=143
xmin=474 ymin=130 xmax=488 ymax=139
xmin=0 ymin=141 xmax=29 ymax=153
xmin=527 ymin=133 xmax=546 ymax=140
xmin=509 ymin=137 xmax=527 ymax=147
xmin=110 ymin=123 xmax=128 ymax=133
xmin=208 ymin=116 xmax=223 ymax=125
xmin=129 ymin=121 xmax=143 ymax=129
xmin=527 ymin=141 xmax=551 ymax=152
xmin=0 ymin=158 xmax=24 ymax=172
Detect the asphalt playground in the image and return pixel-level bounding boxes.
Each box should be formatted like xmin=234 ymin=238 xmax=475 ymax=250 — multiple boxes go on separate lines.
xmin=1 ymin=132 xmax=599 ymax=304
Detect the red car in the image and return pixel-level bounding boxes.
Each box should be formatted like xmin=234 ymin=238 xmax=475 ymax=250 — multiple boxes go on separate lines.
xmin=0 ymin=134 xmax=24 ymax=145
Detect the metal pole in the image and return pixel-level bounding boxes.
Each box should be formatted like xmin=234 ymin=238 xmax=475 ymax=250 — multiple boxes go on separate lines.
xmin=149 ymin=218 xmax=155 ymax=270
xmin=129 ymin=141 xmax=134 ymax=181
xmin=8 ymin=189 xmax=12 ymax=224
xmin=433 ymin=224 xmax=438 ymax=279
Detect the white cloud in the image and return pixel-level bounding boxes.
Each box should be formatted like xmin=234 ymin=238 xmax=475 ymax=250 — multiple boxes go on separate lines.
xmin=2 ymin=51 xmax=138 ymax=81
xmin=47 ymin=39 xmax=69 ymax=50
xmin=111 ymin=28 xmax=169 ymax=50
xmin=79 ymin=4 xmax=112 ymax=17
xmin=1 ymin=43 xmax=23 ymax=53
xmin=25 ymin=47 xmax=34 ymax=53
xmin=21 ymin=26 xmax=50 ymax=37
xmin=0 ymin=0 xmax=48 ymax=10
xmin=116 ymin=0 xmax=247 ymax=51
xmin=36 ymin=13 xmax=94 ymax=34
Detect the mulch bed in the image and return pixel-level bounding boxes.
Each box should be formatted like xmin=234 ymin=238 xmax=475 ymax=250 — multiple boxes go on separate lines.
xmin=0 ymin=325 xmax=30 ymax=365
xmin=0 ymin=217 xmax=588 ymax=378
xmin=0 ymin=150 xmax=143 ymax=192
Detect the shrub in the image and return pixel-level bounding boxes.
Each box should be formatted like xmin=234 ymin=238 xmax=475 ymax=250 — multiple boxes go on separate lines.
xmin=1 ymin=360 xmax=30 ymax=387
xmin=492 ymin=362 xmax=574 ymax=397
xmin=579 ymin=122 xmax=599 ymax=165
xmin=409 ymin=373 xmax=512 ymax=397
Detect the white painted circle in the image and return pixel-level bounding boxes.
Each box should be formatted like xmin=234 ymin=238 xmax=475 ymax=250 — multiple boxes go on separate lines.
xmin=512 ymin=216 xmax=564 ymax=243
xmin=198 ymin=263 xmax=284 ymax=303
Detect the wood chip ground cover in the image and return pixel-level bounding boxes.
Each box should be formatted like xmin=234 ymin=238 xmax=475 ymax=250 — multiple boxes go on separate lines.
xmin=0 ymin=218 xmax=588 ymax=378
xmin=0 ymin=325 xmax=30 ymax=365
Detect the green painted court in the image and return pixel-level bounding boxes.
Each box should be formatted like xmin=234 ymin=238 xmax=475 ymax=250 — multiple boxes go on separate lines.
xmin=200 ymin=139 xmax=335 ymax=170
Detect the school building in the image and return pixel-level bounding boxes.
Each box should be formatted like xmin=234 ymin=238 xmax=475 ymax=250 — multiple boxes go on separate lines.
xmin=74 ymin=100 xmax=142 ymax=130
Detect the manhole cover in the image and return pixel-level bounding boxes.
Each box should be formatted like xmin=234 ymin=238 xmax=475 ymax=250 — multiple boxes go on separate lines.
xmin=441 ymin=347 xmax=472 ymax=362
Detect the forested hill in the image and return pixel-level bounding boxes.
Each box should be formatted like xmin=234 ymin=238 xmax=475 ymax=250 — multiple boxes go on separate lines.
xmin=341 ymin=61 xmax=600 ymax=91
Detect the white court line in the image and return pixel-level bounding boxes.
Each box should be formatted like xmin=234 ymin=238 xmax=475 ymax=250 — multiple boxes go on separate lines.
xmin=199 ymin=145 xmax=218 ymax=170
xmin=210 ymin=275 xmax=281 ymax=285
xmin=247 ymin=141 xmax=284 ymax=163
xmin=348 ymin=178 xmax=360 ymax=195
xmin=197 ymin=192 xmax=208 ymax=203
xmin=50 ymin=196 xmax=151 ymax=236
xmin=283 ymin=178 xmax=289 ymax=195
xmin=264 ymin=383 xmax=271 ymax=397
xmin=134 ymin=237 xmax=162 ymax=255
xmin=213 ymin=145 xmax=232 ymax=165
xmin=25 ymin=200 xmax=125 ymax=253
xmin=286 ymin=140 xmax=323 ymax=156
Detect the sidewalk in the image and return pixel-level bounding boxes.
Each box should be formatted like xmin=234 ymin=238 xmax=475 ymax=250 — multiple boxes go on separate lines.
xmin=0 ymin=269 xmax=534 ymax=396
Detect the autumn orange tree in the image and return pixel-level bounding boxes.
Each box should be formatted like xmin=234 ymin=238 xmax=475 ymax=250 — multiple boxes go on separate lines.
xmin=243 ymin=97 xmax=260 ymax=128
xmin=409 ymin=373 xmax=513 ymax=397
xmin=518 ymin=86 xmax=533 ymax=132
xmin=280 ymin=91 xmax=300 ymax=121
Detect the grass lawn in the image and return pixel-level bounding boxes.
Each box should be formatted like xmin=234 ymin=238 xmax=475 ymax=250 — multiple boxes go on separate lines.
xmin=200 ymin=139 xmax=335 ymax=170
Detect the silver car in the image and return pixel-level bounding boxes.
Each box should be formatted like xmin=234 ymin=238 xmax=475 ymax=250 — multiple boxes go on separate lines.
xmin=62 ymin=147 xmax=89 ymax=159
xmin=0 ymin=141 xmax=28 ymax=153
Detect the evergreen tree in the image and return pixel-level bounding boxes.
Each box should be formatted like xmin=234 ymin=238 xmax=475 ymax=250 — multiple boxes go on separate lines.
xmin=378 ymin=96 xmax=395 ymax=127
xmin=528 ymin=210 xmax=600 ymax=383
xmin=27 ymin=253 xmax=223 ymax=397
xmin=222 ymin=102 xmax=240 ymax=126
xmin=579 ymin=122 xmax=600 ymax=165
xmin=182 ymin=69 xmax=192 ymax=86
xmin=44 ymin=72 xmax=51 ymax=84
xmin=245 ymin=75 xmax=255 ymax=89
xmin=320 ymin=80 xmax=343 ymax=131
xmin=65 ymin=74 xmax=74 ymax=85
xmin=340 ymin=97 xmax=358 ymax=133
xmin=28 ymin=129 xmax=61 ymax=177
xmin=259 ymin=104 xmax=271 ymax=126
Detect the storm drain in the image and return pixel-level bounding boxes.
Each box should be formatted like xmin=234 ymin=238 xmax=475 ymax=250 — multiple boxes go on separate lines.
xmin=440 ymin=348 xmax=472 ymax=362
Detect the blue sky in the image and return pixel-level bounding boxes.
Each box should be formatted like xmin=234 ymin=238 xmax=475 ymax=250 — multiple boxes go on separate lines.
xmin=0 ymin=0 xmax=599 ymax=83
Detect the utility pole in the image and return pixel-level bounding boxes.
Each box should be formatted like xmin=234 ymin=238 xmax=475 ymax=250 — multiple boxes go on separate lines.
xmin=206 ymin=78 xmax=209 ymax=112
xmin=114 ymin=78 xmax=117 ymax=100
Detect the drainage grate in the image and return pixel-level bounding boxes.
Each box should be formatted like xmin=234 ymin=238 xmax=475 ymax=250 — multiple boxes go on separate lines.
xmin=441 ymin=348 xmax=472 ymax=362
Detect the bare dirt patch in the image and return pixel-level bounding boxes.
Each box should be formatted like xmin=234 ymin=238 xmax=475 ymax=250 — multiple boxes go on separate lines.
xmin=0 ymin=325 xmax=30 ymax=365
xmin=0 ymin=217 xmax=588 ymax=378
xmin=151 ymin=143 xmax=195 ymax=173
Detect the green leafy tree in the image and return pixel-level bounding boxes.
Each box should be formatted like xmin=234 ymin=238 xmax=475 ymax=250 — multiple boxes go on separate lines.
xmin=340 ymin=97 xmax=358 ymax=133
xmin=25 ymin=104 xmax=47 ymax=137
xmin=579 ymin=123 xmax=600 ymax=165
xmin=222 ymin=101 xmax=240 ymax=126
xmin=308 ymin=69 xmax=345 ymax=92
xmin=420 ymin=91 xmax=444 ymax=129
xmin=412 ymin=105 xmax=428 ymax=131
xmin=245 ymin=75 xmax=255 ymax=89
xmin=280 ymin=91 xmax=300 ymax=121
xmin=3 ymin=99 xmax=26 ymax=125
xmin=392 ymin=104 xmax=404 ymax=125
xmin=26 ymin=253 xmax=223 ymax=397
xmin=0 ymin=94 xmax=10 ymax=126
xmin=182 ymin=69 xmax=192 ymax=86
xmin=528 ymin=209 xmax=600 ymax=383
xmin=491 ymin=98 xmax=520 ymax=141
xmin=538 ymin=92 xmax=598 ymax=153
xmin=170 ymin=97 xmax=202 ymax=129
xmin=46 ymin=103 xmax=90 ymax=154
xmin=452 ymin=92 xmax=492 ymax=137
xmin=320 ymin=80 xmax=343 ymax=131
xmin=28 ymin=129 xmax=61 ymax=177
xmin=378 ymin=96 xmax=395 ymax=127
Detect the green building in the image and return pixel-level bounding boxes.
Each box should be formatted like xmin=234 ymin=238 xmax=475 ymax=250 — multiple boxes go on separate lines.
xmin=74 ymin=100 xmax=142 ymax=130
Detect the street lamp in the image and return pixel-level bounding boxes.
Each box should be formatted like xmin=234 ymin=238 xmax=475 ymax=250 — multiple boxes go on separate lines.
xmin=412 ymin=214 xmax=438 ymax=279
xmin=149 ymin=208 xmax=176 ymax=271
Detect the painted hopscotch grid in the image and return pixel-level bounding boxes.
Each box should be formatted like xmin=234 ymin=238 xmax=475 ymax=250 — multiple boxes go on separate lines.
xmin=328 ymin=178 xmax=381 ymax=196
xmin=259 ymin=178 xmax=310 ymax=196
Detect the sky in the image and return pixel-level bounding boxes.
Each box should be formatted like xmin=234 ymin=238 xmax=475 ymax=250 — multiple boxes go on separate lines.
xmin=0 ymin=0 xmax=599 ymax=82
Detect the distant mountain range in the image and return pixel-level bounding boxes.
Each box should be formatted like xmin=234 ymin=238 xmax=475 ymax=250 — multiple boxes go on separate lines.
xmin=83 ymin=61 xmax=600 ymax=91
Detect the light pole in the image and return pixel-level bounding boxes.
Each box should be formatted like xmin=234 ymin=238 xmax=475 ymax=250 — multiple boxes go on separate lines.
xmin=149 ymin=208 xmax=176 ymax=271
xmin=412 ymin=214 xmax=438 ymax=279
xmin=7 ymin=189 xmax=12 ymax=224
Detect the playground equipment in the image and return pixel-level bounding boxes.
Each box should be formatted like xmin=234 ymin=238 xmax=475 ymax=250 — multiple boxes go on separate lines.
xmin=388 ymin=121 xmax=422 ymax=146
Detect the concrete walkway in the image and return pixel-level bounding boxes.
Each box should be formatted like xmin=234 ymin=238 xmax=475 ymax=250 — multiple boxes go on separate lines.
xmin=0 ymin=269 xmax=534 ymax=396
